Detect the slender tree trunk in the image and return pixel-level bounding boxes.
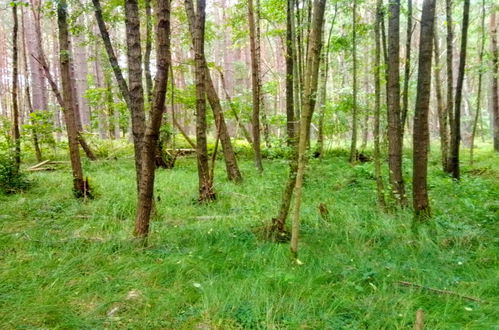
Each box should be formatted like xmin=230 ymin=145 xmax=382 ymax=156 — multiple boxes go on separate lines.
xmin=188 ymin=0 xmax=215 ymax=201
xmin=144 ymin=0 xmax=153 ymax=104
xmin=134 ymin=0 xmax=171 ymax=238
xmin=433 ymin=29 xmax=449 ymax=171
xmin=349 ymin=0 xmax=358 ymax=163
xmin=12 ymin=4 xmax=21 ymax=169
xmin=248 ymin=0 xmax=264 ymax=172
xmin=374 ymin=0 xmax=386 ymax=209
xmin=386 ymin=0 xmax=407 ymax=206
xmin=413 ymin=0 xmax=436 ymax=218
xmin=401 ymin=0 xmax=412 ymax=137
xmin=290 ymin=0 xmax=326 ymax=259
xmin=448 ymin=0 xmax=470 ymax=180
xmin=21 ymin=7 xmax=42 ymax=162
xmin=445 ymin=0 xmax=454 ymax=172
xmin=469 ymin=0 xmax=486 ymax=165
xmin=184 ymin=0 xmax=242 ymax=183
xmin=57 ymin=0 xmax=88 ymax=197
xmin=490 ymin=9 xmax=499 ymax=152
xmin=285 ymin=0 xmax=295 ymax=146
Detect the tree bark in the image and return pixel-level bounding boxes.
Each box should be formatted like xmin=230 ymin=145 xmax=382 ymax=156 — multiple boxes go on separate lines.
xmin=184 ymin=0 xmax=242 ymax=183
xmin=248 ymin=0 xmax=264 ymax=172
xmin=12 ymin=4 xmax=21 ymax=169
xmin=433 ymin=29 xmax=449 ymax=171
xmin=490 ymin=9 xmax=499 ymax=152
xmin=469 ymin=0 xmax=487 ymax=164
xmin=386 ymin=0 xmax=407 ymax=206
xmin=448 ymin=0 xmax=470 ymax=180
xmin=290 ymin=0 xmax=326 ymax=258
xmin=285 ymin=0 xmax=295 ymax=146
xmin=57 ymin=0 xmax=88 ymax=197
xmin=374 ymin=0 xmax=386 ymax=209
xmin=445 ymin=0 xmax=454 ymax=172
xmin=412 ymin=0 xmax=436 ymax=218
xmin=400 ymin=0 xmax=413 ymax=136
xmin=349 ymin=0 xmax=358 ymax=163
xmin=134 ymin=0 xmax=171 ymax=238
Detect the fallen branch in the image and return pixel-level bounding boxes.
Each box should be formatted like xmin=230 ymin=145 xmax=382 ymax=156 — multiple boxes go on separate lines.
xmin=27 ymin=160 xmax=50 ymax=170
xmin=397 ymin=281 xmax=487 ymax=303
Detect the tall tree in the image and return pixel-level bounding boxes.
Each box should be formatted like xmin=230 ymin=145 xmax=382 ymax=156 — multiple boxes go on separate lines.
xmin=134 ymin=0 xmax=171 ymax=237
xmin=469 ymin=0 xmax=487 ymax=164
xmin=290 ymin=0 xmax=326 ymax=259
xmin=285 ymin=0 xmax=295 ymax=146
xmin=248 ymin=0 xmax=263 ymax=172
xmin=490 ymin=9 xmax=499 ymax=152
xmin=374 ymin=0 xmax=386 ymax=209
xmin=448 ymin=0 xmax=470 ymax=180
xmin=401 ymin=0 xmax=413 ymax=135
xmin=386 ymin=0 xmax=407 ymax=206
xmin=190 ymin=0 xmax=215 ymax=201
xmin=444 ymin=0 xmax=454 ymax=172
xmin=412 ymin=0 xmax=436 ymax=218
xmin=57 ymin=0 xmax=88 ymax=197
xmin=12 ymin=2 xmax=21 ymax=169
xmin=349 ymin=0 xmax=358 ymax=163
xmin=184 ymin=0 xmax=242 ymax=183
xmin=433 ymin=28 xmax=449 ymax=171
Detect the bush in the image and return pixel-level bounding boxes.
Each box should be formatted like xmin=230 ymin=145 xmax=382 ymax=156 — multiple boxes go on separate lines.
xmin=0 ymin=154 xmax=31 ymax=194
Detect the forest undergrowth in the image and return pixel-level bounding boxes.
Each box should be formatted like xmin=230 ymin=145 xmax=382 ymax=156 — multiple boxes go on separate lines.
xmin=0 ymin=143 xmax=497 ymax=328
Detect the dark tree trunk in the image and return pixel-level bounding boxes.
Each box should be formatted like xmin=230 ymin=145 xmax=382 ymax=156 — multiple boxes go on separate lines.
xmin=134 ymin=0 xmax=171 ymax=238
xmin=400 ymin=0 xmax=412 ymax=136
xmin=12 ymin=4 xmax=21 ymax=169
xmin=448 ymin=0 xmax=470 ymax=180
xmin=248 ymin=0 xmax=264 ymax=172
xmin=144 ymin=0 xmax=153 ymax=104
xmin=57 ymin=0 xmax=88 ymax=197
xmin=386 ymin=0 xmax=407 ymax=206
xmin=445 ymin=0 xmax=454 ymax=172
xmin=412 ymin=0 xmax=436 ymax=218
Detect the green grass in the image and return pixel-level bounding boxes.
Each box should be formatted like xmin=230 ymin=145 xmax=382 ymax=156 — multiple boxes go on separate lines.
xmin=0 ymin=145 xmax=498 ymax=329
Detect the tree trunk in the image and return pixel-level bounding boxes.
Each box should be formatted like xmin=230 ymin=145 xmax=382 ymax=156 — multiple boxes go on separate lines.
xmin=134 ymin=0 xmax=171 ymax=238
xmin=412 ymin=0 xmax=436 ymax=218
xmin=490 ymin=9 xmax=499 ymax=152
xmin=248 ymin=0 xmax=264 ymax=172
xmin=445 ymin=0 xmax=454 ymax=172
xmin=374 ymin=0 xmax=386 ymax=209
xmin=290 ymin=0 xmax=326 ymax=259
xmin=386 ymin=0 xmax=407 ymax=206
xmin=188 ymin=0 xmax=215 ymax=201
xmin=469 ymin=0 xmax=486 ymax=164
xmin=184 ymin=0 xmax=242 ymax=183
xmin=144 ymin=0 xmax=153 ymax=104
xmin=400 ymin=0 xmax=412 ymax=136
xmin=285 ymin=0 xmax=295 ymax=146
xmin=12 ymin=4 xmax=21 ymax=169
xmin=448 ymin=0 xmax=470 ymax=180
xmin=57 ymin=0 xmax=88 ymax=197
xmin=349 ymin=0 xmax=358 ymax=163
xmin=433 ymin=29 xmax=449 ymax=171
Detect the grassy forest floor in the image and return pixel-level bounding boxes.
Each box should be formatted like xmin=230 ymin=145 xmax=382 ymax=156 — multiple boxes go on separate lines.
xmin=0 ymin=143 xmax=498 ymax=329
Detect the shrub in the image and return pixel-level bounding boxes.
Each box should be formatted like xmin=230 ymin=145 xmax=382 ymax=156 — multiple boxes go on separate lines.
xmin=0 ymin=154 xmax=31 ymax=194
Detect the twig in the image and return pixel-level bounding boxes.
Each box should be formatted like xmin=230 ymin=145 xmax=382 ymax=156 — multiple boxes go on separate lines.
xmin=397 ymin=281 xmax=487 ymax=303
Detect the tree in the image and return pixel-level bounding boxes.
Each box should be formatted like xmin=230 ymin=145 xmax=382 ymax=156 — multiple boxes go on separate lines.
xmin=188 ymin=0 xmax=215 ymax=201
xmin=386 ymin=0 xmax=407 ymax=206
xmin=285 ymin=0 xmax=295 ymax=146
xmin=374 ymin=0 xmax=386 ymax=209
xmin=412 ymin=0 xmax=436 ymax=218
xmin=290 ymin=0 xmax=326 ymax=258
xmin=134 ymin=0 xmax=171 ymax=238
xmin=57 ymin=0 xmax=89 ymax=197
xmin=11 ymin=2 xmax=21 ymax=170
xmin=401 ymin=0 xmax=413 ymax=135
xmin=248 ymin=0 xmax=263 ymax=172
xmin=448 ymin=0 xmax=470 ymax=180
xmin=433 ymin=28 xmax=449 ymax=171
xmin=490 ymin=8 xmax=499 ymax=152
xmin=444 ymin=0 xmax=454 ymax=173
xmin=349 ymin=0 xmax=358 ymax=163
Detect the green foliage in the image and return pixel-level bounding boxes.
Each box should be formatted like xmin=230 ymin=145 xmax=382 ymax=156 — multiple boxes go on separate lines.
xmin=0 ymin=152 xmax=30 ymax=195
xmin=23 ymin=110 xmax=58 ymax=149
